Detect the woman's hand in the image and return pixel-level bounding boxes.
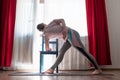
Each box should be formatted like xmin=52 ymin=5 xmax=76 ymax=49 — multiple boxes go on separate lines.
xmin=46 ymin=48 xmax=52 ymax=51
xmin=53 ymin=19 xmax=61 ymax=24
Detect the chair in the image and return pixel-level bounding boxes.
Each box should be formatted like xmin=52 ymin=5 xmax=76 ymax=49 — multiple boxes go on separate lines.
xmin=40 ymin=35 xmax=59 ymax=73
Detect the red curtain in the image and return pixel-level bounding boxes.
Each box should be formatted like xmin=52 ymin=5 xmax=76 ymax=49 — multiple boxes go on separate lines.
xmin=0 ymin=0 xmax=16 ymax=67
xmin=85 ymin=0 xmax=111 ymax=65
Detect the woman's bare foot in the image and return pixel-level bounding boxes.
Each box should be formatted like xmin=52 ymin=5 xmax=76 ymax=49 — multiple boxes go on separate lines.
xmin=92 ymin=69 xmax=102 ymax=75
xmin=42 ymin=69 xmax=54 ymax=74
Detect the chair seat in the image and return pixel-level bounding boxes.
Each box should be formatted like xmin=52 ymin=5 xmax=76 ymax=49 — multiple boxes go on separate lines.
xmin=40 ymin=51 xmax=58 ymax=55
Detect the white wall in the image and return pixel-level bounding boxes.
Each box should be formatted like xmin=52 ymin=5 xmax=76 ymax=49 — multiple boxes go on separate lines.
xmin=105 ymin=0 xmax=120 ymax=68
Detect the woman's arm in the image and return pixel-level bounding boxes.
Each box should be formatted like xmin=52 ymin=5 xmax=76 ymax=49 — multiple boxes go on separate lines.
xmin=53 ymin=19 xmax=66 ymax=27
xmin=44 ymin=35 xmax=51 ymax=51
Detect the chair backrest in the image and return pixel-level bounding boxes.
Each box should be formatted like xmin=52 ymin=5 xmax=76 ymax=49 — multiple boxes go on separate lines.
xmin=41 ymin=35 xmax=58 ymax=52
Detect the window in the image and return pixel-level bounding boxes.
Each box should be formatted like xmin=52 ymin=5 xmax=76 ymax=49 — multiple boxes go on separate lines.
xmin=43 ymin=0 xmax=88 ymax=36
xmin=33 ymin=0 xmax=88 ymax=71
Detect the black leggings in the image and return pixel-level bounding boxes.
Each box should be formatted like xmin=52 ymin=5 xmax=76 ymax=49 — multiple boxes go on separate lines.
xmin=75 ymin=47 xmax=100 ymax=69
xmin=50 ymin=40 xmax=100 ymax=70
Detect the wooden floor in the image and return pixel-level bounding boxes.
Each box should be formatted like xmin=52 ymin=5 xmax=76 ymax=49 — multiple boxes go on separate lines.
xmin=0 ymin=70 xmax=120 ymax=80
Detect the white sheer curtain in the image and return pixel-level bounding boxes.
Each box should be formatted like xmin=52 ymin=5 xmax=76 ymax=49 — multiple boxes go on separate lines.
xmin=11 ymin=0 xmax=36 ymax=70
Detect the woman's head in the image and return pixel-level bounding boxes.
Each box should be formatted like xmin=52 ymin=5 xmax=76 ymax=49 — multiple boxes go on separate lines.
xmin=37 ymin=23 xmax=46 ymax=32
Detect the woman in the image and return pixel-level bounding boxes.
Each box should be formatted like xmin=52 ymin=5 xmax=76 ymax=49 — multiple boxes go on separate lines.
xmin=37 ymin=19 xmax=102 ymax=75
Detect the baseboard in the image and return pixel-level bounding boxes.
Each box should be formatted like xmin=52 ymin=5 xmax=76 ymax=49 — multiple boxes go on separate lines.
xmin=59 ymin=68 xmax=120 ymax=71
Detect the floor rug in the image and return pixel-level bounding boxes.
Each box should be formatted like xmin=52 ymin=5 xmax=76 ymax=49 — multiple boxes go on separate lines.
xmin=8 ymin=72 xmax=114 ymax=76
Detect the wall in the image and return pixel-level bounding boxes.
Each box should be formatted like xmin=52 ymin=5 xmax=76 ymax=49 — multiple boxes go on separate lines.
xmin=105 ymin=0 xmax=120 ymax=68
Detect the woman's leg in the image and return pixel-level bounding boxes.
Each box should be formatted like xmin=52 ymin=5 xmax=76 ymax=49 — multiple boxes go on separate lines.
xmin=76 ymin=47 xmax=100 ymax=70
xmin=75 ymin=47 xmax=102 ymax=74
xmin=43 ymin=40 xmax=71 ymax=74
xmin=72 ymin=30 xmax=102 ymax=74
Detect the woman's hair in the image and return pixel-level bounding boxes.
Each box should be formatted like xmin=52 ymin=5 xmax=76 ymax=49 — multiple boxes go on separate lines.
xmin=37 ymin=23 xmax=45 ymax=31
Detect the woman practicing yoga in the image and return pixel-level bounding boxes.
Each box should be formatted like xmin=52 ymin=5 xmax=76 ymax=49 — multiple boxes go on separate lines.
xmin=37 ymin=19 xmax=102 ymax=75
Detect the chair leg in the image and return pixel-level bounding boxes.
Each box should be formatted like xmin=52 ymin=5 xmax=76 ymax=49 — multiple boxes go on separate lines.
xmin=40 ymin=52 xmax=42 ymax=73
xmin=56 ymin=66 xmax=58 ymax=73
xmin=40 ymin=52 xmax=59 ymax=73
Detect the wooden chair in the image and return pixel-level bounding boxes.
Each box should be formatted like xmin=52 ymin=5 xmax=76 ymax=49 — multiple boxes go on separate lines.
xmin=40 ymin=35 xmax=59 ymax=73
